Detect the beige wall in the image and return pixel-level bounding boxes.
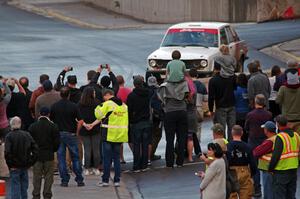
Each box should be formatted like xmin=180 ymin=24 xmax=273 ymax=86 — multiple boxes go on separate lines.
xmin=84 ymin=0 xmax=191 ymax=23
xmin=85 ymin=0 xmax=258 ymax=23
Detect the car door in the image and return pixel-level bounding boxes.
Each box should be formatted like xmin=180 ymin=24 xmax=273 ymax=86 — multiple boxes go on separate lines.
xmin=225 ymin=26 xmax=237 ymax=59
xmin=219 ymin=27 xmax=228 ymax=47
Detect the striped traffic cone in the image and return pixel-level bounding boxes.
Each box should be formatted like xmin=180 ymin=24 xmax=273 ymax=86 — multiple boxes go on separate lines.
xmin=0 ymin=180 xmax=5 ymax=199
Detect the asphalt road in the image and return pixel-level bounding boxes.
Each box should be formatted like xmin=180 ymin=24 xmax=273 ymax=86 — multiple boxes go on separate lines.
xmin=1 ymin=3 xmax=300 ymax=88
xmin=1 ymin=3 xmax=300 ymax=199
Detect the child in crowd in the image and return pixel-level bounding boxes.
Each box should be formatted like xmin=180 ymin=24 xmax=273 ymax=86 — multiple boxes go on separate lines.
xmin=166 ymin=50 xmax=186 ymax=83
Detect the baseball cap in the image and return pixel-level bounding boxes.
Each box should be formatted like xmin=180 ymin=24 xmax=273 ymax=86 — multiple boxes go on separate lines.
xmin=147 ymin=76 xmax=158 ymax=87
xmin=211 ymin=123 xmax=224 ymax=133
xmin=261 ymin=121 xmax=276 ymax=132
xmin=40 ymin=107 xmax=50 ymax=116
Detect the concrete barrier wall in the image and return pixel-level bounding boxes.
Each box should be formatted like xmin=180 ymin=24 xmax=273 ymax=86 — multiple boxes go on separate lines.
xmin=84 ymin=0 xmax=191 ymax=23
xmin=85 ymin=0 xmax=258 ymax=23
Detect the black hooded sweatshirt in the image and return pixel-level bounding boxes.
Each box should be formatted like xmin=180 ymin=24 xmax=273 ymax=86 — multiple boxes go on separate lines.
xmin=126 ymin=87 xmax=151 ymax=124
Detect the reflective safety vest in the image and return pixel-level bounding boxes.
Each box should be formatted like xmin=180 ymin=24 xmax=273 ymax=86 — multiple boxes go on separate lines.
xmin=258 ymin=135 xmax=277 ymax=171
xmin=94 ymin=100 xmax=128 ymax=143
xmin=274 ymin=132 xmax=300 ymax=171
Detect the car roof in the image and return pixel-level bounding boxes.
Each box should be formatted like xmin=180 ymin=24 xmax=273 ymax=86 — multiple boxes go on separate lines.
xmin=168 ymin=22 xmax=230 ymax=30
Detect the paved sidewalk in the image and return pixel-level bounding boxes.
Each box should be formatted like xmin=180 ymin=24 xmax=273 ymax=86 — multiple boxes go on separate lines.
xmin=8 ymin=1 xmax=169 ymax=29
xmin=279 ymin=38 xmax=300 ymax=61
xmin=261 ymin=38 xmax=300 ymax=64
xmin=5 ymin=171 xmax=132 ymax=199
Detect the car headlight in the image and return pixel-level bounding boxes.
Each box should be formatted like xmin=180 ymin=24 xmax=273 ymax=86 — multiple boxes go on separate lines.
xmin=149 ymin=60 xmax=157 ymax=67
xmin=200 ymin=60 xmax=208 ymax=67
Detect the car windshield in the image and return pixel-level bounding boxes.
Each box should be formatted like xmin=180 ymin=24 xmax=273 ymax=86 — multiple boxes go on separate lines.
xmin=161 ymin=28 xmax=219 ymax=48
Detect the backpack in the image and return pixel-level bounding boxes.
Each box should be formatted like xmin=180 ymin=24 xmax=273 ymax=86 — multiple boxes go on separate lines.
xmin=223 ymin=156 xmax=240 ymax=199
xmin=149 ymin=87 xmax=164 ymax=121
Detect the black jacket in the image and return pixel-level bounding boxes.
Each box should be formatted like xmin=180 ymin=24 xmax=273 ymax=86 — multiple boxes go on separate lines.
xmin=50 ymin=99 xmax=81 ymax=133
xmin=208 ymin=74 xmax=236 ymax=112
xmin=78 ymin=100 xmax=101 ymax=136
xmin=28 ymin=117 xmax=60 ymax=161
xmin=5 ymin=129 xmax=38 ymax=169
xmin=127 ymin=87 xmax=151 ymax=124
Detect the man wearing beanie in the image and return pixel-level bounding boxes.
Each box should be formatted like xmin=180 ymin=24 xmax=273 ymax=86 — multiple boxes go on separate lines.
xmin=35 ymin=80 xmax=61 ymax=119
xmin=127 ymin=76 xmax=152 ymax=172
xmin=147 ymin=76 xmax=163 ymax=162
xmin=276 ymin=69 xmax=300 ymax=133
xmin=28 ymin=107 xmax=60 ymax=199
xmin=274 ymin=60 xmax=299 ymax=91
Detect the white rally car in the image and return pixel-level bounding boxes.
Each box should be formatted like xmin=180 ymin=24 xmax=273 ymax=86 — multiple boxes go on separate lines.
xmin=147 ymin=22 xmax=248 ymax=77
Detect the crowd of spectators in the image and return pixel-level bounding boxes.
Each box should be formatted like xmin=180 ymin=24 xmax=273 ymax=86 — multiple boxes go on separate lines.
xmin=0 ymin=45 xmax=300 ymax=199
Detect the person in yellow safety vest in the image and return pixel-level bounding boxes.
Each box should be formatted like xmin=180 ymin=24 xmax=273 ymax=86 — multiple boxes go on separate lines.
xmin=92 ymin=89 xmax=128 ymax=187
xmin=269 ymin=115 xmax=300 ymax=199
xmin=253 ymin=121 xmax=277 ymax=199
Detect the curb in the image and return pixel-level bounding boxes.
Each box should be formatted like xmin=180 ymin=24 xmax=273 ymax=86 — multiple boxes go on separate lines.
xmin=7 ymin=1 xmax=143 ymax=30
xmin=109 ymin=172 xmax=133 ymax=199
xmin=275 ymin=43 xmax=300 ymax=62
xmin=261 ymin=40 xmax=300 ymax=63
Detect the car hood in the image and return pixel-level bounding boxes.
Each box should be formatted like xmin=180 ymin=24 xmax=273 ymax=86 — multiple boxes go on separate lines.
xmin=148 ymin=46 xmax=219 ymax=60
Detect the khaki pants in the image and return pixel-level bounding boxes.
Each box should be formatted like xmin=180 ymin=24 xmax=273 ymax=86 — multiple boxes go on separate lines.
xmin=32 ymin=161 xmax=54 ymax=199
xmin=229 ymin=166 xmax=253 ymax=199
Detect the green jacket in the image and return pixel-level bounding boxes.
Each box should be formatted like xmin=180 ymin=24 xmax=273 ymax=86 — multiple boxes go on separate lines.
xmin=276 ymin=85 xmax=300 ymax=121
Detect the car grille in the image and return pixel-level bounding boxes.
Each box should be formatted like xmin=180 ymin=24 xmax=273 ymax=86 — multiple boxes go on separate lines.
xmin=155 ymin=59 xmax=203 ymax=69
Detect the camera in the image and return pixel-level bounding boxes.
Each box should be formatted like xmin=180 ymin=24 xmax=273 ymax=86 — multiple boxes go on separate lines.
xmin=100 ymin=64 xmax=108 ymax=69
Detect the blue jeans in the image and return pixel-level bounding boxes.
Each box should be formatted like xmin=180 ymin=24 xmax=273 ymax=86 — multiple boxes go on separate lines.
xmin=262 ymin=171 xmax=273 ymax=199
xmin=132 ymin=121 xmax=151 ymax=170
xmin=248 ymin=138 xmax=264 ymax=192
xmin=102 ymin=141 xmax=121 ymax=183
xmin=9 ymin=169 xmax=28 ymax=199
xmin=57 ymin=132 xmax=83 ymax=184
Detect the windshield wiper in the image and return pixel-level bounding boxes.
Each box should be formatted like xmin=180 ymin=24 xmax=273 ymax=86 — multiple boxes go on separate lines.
xmin=162 ymin=44 xmax=183 ymax=47
xmin=183 ymin=44 xmax=209 ymax=48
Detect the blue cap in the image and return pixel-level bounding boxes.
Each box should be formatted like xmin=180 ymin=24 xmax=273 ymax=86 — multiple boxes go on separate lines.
xmin=261 ymin=121 xmax=276 ymax=133
xmin=40 ymin=107 xmax=50 ymax=116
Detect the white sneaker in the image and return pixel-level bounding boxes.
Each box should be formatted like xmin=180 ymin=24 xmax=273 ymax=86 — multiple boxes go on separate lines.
xmin=97 ymin=181 xmax=109 ymax=187
xmin=114 ymin=182 xmax=120 ymax=187
xmin=93 ymin=168 xmax=101 ymax=176
xmin=84 ymin=169 xmax=91 ymax=176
